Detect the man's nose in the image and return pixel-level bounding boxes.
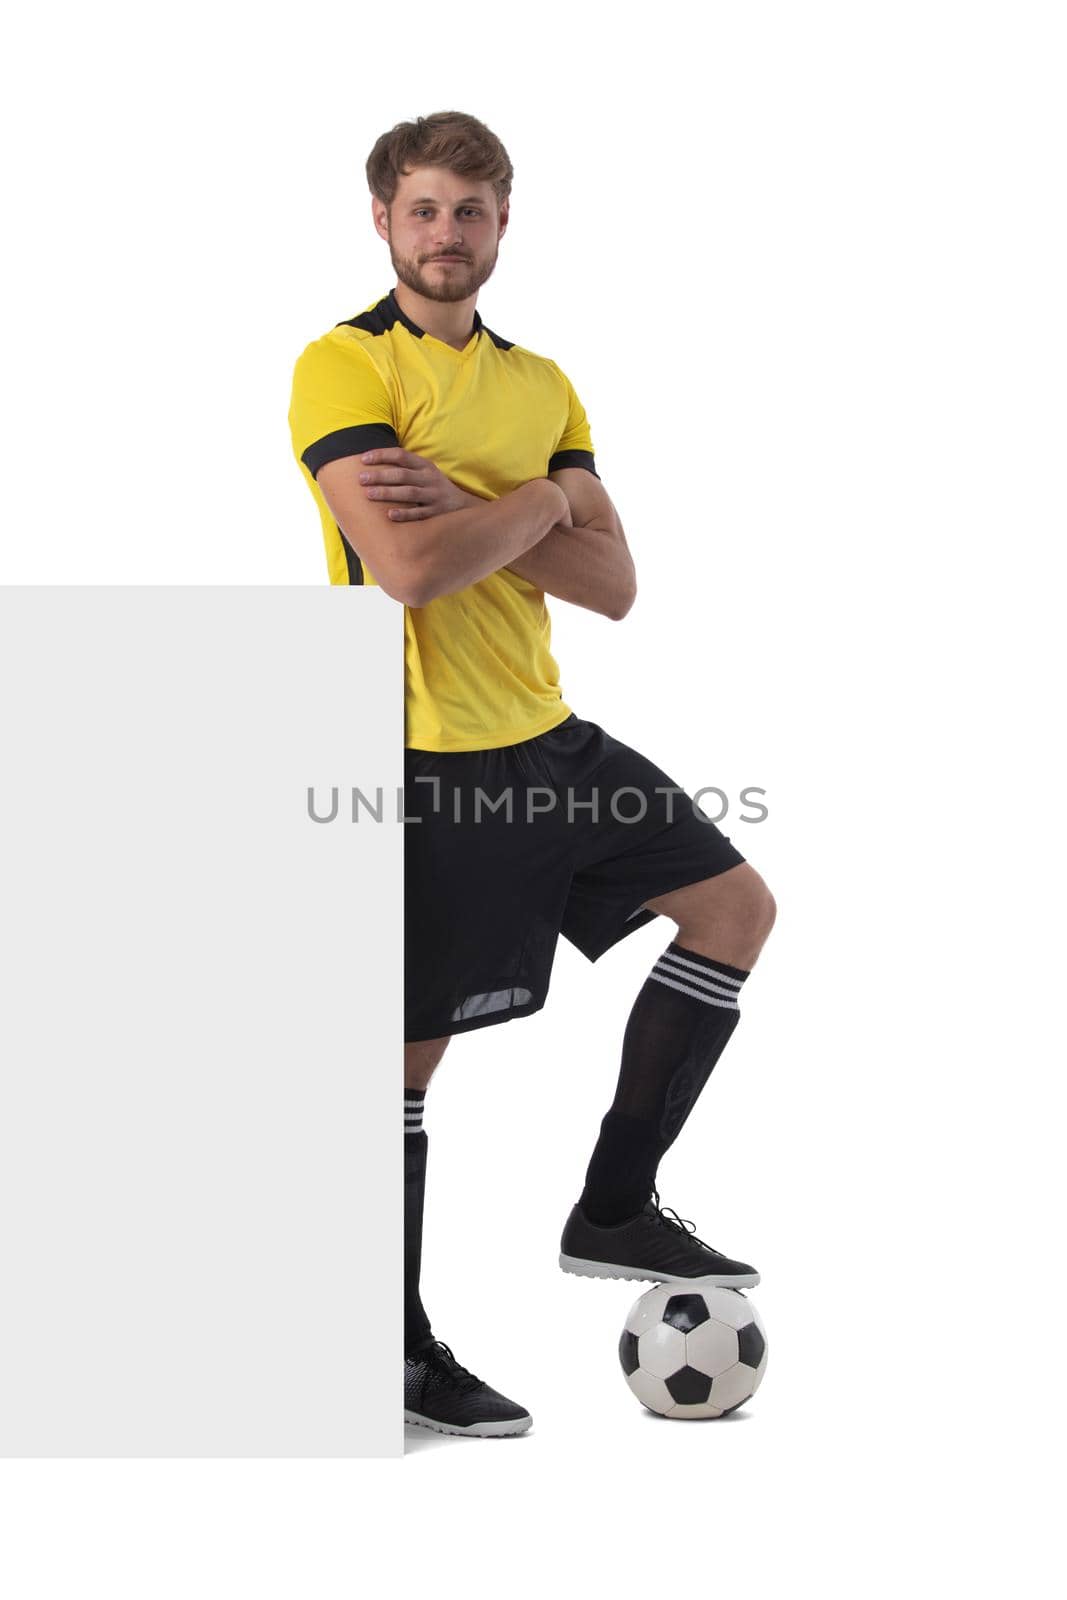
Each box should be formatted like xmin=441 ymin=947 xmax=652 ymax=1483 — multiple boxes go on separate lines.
xmin=433 ymin=217 xmax=464 ymax=249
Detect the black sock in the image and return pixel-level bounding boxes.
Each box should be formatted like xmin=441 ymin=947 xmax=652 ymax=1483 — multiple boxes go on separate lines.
xmin=579 ymin=942 xmax=750 ymax=1225
xmin=404 ymin=1088 xmax=433 ymax=1356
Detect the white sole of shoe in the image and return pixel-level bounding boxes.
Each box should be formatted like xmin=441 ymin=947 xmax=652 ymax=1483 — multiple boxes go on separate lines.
xmin=404 ymin=1409 xmax=532 ymax=1438
xmin=559 ymin=1252 xmax=760 ymax=1289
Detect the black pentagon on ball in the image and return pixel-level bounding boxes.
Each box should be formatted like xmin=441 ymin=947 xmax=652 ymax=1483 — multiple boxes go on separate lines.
xmin=662 ymin=1293 xmax=711 ymax=1332
xmin=737 ymin=1321 xmax=766 ymax=1368
xmin=618 ymin=1329 xmax=641 ymax=1376
xmin=665 ymin=1365 xmax=713 ymax=1405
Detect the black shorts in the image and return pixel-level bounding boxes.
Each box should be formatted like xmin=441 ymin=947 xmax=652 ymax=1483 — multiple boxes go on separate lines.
xmin=404 ymin=712 xmax=747 ymax=1042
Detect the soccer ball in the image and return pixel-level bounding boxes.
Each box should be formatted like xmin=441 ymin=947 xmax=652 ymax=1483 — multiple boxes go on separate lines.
xmin=619 ymin=1282 xmax=768 ymax=1419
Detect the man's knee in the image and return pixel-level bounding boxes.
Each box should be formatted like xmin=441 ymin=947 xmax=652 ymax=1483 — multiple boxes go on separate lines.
xmin=750 ymin=876 xmax=777 ymax=942
xmin=404 ymin=1033 xmax=452 ymax=1090
xmin=708 ymin=868 xmax=776 ymax=947
xmin=648 ymin=864 xmax=777 ymax=948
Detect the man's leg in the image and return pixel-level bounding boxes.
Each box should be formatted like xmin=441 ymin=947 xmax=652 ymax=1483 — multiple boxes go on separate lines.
xmin=403 ymin=1032 xmax=533 ymax=1436
xmin=404 ymin=1035 xmax=450 ymax=1356
xmin=642 ymin=863 xmax=777 ymax=973
xmin=563 ymin=863 xmax=776 ymax=1284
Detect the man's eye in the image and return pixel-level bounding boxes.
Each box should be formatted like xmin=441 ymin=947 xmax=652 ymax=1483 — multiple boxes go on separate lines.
xmin=461 ymin=209 xmax=480 ymax=218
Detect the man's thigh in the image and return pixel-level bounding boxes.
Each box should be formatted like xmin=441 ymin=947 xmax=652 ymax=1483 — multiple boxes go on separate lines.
xmin=403 ymin=742 xmax=574 ymax=1042
xmin=642 ymin=862 xmax=768 ymax=922
xmin=530 ymin=716 xmax=749 ymax=963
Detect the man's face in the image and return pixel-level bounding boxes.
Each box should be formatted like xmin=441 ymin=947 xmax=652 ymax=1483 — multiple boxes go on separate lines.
xmin=373 ymin=165 xmax=508 ymax=303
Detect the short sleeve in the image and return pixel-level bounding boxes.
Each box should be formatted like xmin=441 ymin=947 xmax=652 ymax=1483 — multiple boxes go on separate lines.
xmin=547 ymin=363 xmax=599 ymax=478
xmin=289 ymin=336 xmax=399 ymax=478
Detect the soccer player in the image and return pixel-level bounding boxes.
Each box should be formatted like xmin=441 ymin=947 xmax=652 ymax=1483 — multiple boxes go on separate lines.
xmin=289 ymin=112 xmax=777 ymax=1439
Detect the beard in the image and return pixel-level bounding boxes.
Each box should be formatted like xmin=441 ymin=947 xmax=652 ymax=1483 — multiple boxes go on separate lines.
xmin=390 ymin=242 xmax=499 ymax=303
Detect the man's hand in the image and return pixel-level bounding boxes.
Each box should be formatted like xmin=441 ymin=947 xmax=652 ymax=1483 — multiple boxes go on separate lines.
xmin=505 ymin=467 xmax=636 ymax=619
xmin=357 ymin=447 xmax=484 ymax=522
xmin=317 ymin=448 xmax=566 ymax=606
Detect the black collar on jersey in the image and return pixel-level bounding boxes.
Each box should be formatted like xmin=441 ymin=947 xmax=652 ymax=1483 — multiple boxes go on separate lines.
xmin=338 ymin=289 xmax=513 ymax=350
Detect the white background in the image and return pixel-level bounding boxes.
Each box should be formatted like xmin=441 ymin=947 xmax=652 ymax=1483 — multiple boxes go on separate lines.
xmin=2 ymin=0 xmax=1064 ymax=1594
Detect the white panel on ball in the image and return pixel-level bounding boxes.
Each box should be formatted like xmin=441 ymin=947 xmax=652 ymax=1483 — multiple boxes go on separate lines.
xmin=687 ymin=1319 xmax=741 ymax=1379
xmin=624 ymin=1283 xmax=676 ymax=1337
xmin=709 ymin=1363 xmax=764 ymax=1413
xmin=638 ymin=1323 xmax=688 ymax=1380
xmin=701 ymin=1289 xmax=760 ymax=1330
xmin=628 ymin=1368 xmax=674 ymax=1416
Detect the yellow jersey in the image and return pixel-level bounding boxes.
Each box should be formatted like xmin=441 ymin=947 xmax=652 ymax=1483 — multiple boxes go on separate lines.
xmin=288 ymin=289 xmax=598 ymax=751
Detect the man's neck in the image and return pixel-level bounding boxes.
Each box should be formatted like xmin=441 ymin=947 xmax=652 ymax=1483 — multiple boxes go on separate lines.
xmin=393 ymin=281 xmax=478 ymax=351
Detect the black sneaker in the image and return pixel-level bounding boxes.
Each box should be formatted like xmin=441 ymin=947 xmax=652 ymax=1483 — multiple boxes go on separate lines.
xmin=559 ymin=1189 xmax=760 ymax=1287
xmin=404 ymin=1339 xmax=532 ymax=1438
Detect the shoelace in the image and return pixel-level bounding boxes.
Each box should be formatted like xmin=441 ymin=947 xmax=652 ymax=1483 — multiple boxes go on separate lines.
xmin=418 ymin=1339 xmax=484 ymax=1393
xmin=646 ymin=1187 xmax=714 ymax=1250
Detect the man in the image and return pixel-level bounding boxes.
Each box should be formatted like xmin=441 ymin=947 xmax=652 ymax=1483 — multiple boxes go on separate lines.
xmin=289 ymin=111 xmax=776 ymax=1439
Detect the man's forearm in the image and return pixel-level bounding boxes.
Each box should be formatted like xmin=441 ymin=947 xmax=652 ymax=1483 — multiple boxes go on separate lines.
xmin=505 ymin=520 xmax=637 ymax=620
xmin=399 ymin=480 xmax=564 ymax=606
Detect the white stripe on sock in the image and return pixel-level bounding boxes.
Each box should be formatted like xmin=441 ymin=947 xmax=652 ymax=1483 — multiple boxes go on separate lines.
xmin=659 ymin=950 xmax=744 ymax=987
xmin=648 ymin=971 xmax=740 ymax=1008
xmin=655 ymin=959 xmax=741 ymax=1002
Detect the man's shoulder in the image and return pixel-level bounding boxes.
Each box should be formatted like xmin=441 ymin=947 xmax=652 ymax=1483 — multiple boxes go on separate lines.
xmin=292 ymin=297 xmax=396 ymax=382
xmin=486 ymin=328 xmax=572 ymax=387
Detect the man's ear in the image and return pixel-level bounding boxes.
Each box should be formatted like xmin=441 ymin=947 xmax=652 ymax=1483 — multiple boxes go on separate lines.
xmin=497 ymin=197 xmax=509 ymax=241
xmin=372 ymin=198 xmax=389 ymax=243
